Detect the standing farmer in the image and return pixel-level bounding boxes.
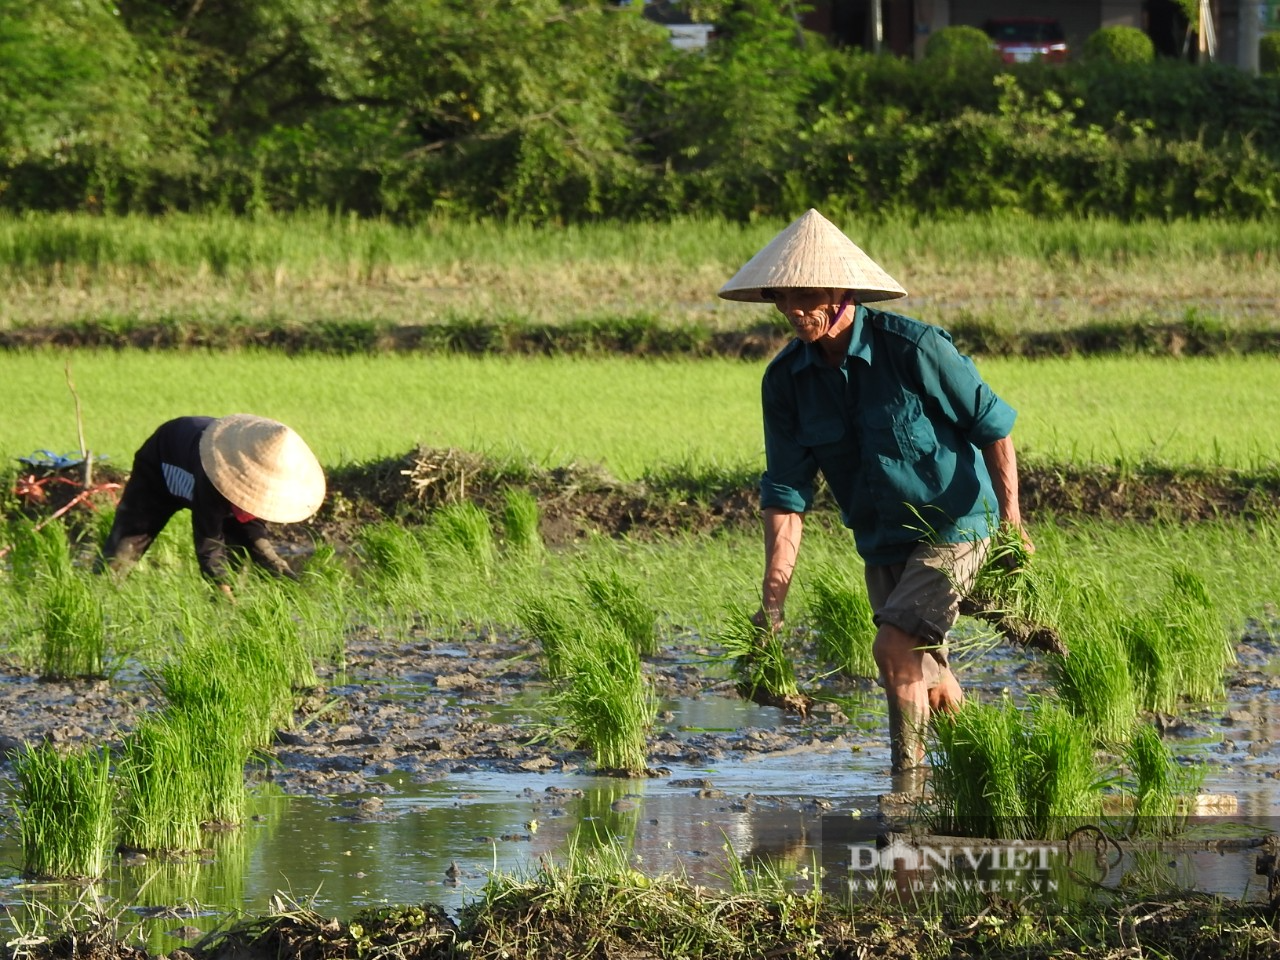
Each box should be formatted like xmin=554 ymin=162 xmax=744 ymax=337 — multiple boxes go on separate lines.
xmin=97 ymin=415 xmax=326 ymax=599
xmin=720 ymin=209 xmax=1033 ymax=773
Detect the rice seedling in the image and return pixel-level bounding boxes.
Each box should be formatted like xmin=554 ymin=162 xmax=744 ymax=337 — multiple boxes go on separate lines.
xmin=929 ymin=695 xmax=1103 ymax=840
xmin=1119 ymin=722 xmax=1205 ymax=838
xmin=1119 ymin=565 xmax=1232 ymax=716
xmin=117 ymin=711 xmax=205 ymax=853
xmin=579 ymin=567 xmax=658 ymax=657
xmin=517 ymin=594 xmax=587 ymax=681
xmin=13 ymin=742 xmax=114 ymax=879
xmin=169 ymin=699 xmax=251 ymax=828
xmin=356 ymin=520 xmax=431 ymax=607
xmin=545 ymin=618 xmax=655 ymax=776
xmin=5 ymin=517 xmax=74 ymax=590
xmin=710 ymin=605 xmax=809 ymax=715
xmin=1048 ymin=618 xmax=1139 ymax=745
xmin=39 ymin=572 xmax=107 ymax=680
xmin=232 ymin=585 xmax=319 ymax=689
xmin=804 ymin=566 xmax=876 ymax=679
xmin=158 ymin=615 xmax=293 ymax=751
xmin=425 ymin=501 xmax=495 ymax=577
xmin=501 ymin=487 xmax=543 ymax=555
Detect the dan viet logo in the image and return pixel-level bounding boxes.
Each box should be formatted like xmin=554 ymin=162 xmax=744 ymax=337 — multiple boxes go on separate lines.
xmin=846 ymin=838 xmax=1063 ymax=893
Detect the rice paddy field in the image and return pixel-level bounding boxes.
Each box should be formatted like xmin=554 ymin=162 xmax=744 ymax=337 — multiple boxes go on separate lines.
xmin=1 ymin=212 xmax=1279 ymax=959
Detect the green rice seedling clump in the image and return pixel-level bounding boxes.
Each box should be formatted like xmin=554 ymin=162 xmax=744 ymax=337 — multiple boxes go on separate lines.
xmin=39 ymin=573 xmax=107 ymax=680
xmin=1120 ymin=722 xmax=1205 ymax=837
xmin=547 ymin=618 xmax=655 ymax=775
xmin=1119 ymin=565 xmax=1232 ymax=715
xmin=426 ymin=501 xmax=495 ymax=577
xmin=501 ymin=487 xmax=544 ymax=556
xmin=712 ymin=605 xmax=805 ymax=711
xmin=1048 ymin=617 xmax=1139 ymax=744
xmin=579 ymin=568 xmax=658 ymax=657
xmin=805 ymin=566 xmax=876 ymax=679
xmin=6 ymin=517 xmax=74 ymax=591
xmin=930 ymin=695 xmax=1102 ymax=840
xmin=356 ymin=521 xmax=431 ymax=608
xmin=118 ymin=712 xmax=205 ymax=853
xmin=13 ymin=743 xmax=114 ymax=879
xmin=518 ymin=594 xmax=587 ymax=681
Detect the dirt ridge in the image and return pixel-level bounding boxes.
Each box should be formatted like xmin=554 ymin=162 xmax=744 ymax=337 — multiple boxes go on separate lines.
xmin=3 ymin=318 xmax=1280 ymax=358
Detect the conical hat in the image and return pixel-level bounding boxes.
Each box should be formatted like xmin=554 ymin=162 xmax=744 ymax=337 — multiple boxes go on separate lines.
xmin=199 ymin=415 xmax=326 ymax=523
xmin=718 ymin=209 xmax=906 ymax=303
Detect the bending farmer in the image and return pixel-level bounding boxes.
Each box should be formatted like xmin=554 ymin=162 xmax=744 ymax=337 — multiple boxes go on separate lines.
xmin=719 ymin=209 xmax=1033 ymax=773
xmin=97 ymin=415 xmax=326 ymax=598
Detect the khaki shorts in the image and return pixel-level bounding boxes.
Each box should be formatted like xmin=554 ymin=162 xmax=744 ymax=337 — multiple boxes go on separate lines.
xmin=865 ymin=539 xmax=989 ymax=683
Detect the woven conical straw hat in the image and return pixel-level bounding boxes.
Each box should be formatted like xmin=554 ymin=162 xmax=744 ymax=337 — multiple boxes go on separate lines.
xmin=718 ymin=209 xmax=906 ymax=303
xmin=199 ymin=415 xmax=326 ymax=523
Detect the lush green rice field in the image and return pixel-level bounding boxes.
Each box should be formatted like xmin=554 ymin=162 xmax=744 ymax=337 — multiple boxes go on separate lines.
xmin=0 ymin=351 xmax=1275 ymax=477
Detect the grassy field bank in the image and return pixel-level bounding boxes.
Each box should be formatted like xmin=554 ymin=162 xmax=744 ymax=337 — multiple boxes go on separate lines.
xmin=1 ymin=212 xmax=1276 ymax=332
xmin=1 ymin=352 xmax=1275 ymax=478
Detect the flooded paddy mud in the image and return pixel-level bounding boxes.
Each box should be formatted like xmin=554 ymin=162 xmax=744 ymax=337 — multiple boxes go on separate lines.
xmin=3 ymin=610 xmax=1280 ymax=952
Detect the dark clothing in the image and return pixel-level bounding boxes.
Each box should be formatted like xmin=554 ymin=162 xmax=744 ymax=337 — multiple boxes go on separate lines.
xmin=760 ymin=305 xmax=1016 ymax=565
xmin=99 ymin=417 xmax=295 ymax=582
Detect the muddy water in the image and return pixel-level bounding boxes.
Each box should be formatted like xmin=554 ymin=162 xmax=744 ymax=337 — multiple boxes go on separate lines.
xmin=3 ymin=625 xmax=1280 ymax=951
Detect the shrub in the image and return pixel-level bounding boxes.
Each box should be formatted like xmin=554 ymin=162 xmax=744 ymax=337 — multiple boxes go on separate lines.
xmin=924 ymin=25 xmax=999 ymax=63
xmin=1262 ymin=33 xmax=1280 ymax=75
xmin=1083 ymin=26 xmax=1155 ymax=64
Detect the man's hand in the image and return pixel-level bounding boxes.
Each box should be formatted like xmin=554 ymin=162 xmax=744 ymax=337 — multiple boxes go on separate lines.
xmin=750 ymin=606 xmax=784 ymax=634
xmin=217 ymin=582 xmax=236 ymax=603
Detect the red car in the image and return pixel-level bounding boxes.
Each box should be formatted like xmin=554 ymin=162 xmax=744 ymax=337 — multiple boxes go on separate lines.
xmin=982 ymin=17 xmax=1069 ymax=64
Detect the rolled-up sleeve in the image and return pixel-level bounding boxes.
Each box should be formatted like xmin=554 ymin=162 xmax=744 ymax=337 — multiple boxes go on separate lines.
xmin=759 ymin=370 xmax=818 ymax=513
xmin=915 ymin=327 xmax=1016 ymax=448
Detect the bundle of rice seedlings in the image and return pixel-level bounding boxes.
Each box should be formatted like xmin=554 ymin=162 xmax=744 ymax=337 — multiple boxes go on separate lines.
xmin=712 ymin=605 xmax=810 ymax=716
xmin=805 ymin=566 xmax=876 ymax=679
xmin=7 ymin=517 xmax=74 ymax=590
xmin=1048 ymin=622 xmax=1138 ymax=744
xmin=930 ymin=696 xmax=1103 ymax=840
xmin=518 ymin=594 xmax=587 ymax=681
xmin=426 ymin=501 xmax=495 ymax=577
xmin=39 ymin=573 xmax=107 ymax=680
xmin=118 ymin=712 xmax=204 ymax=853
xmin=548 ymin=619 xmax=656 ymax=776
xmin=1120 ymin=722 xmax=1204 ymax=837
xmin=501 ymin=487 xmax=544 ymax=555
xmin=14 ymin=743 xmax=114 ymax=879
xmin=1120 ymin=565 xmax=1232 ymax=716
xmin=579 ymin=568 xmax=658 ymax=656
xmin=356 ymin=521 xmax=431 ymax=605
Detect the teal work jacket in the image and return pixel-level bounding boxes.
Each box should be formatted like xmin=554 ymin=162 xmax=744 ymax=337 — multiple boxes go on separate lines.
xmin=759 ymin=305 xmax=1017 ymax=566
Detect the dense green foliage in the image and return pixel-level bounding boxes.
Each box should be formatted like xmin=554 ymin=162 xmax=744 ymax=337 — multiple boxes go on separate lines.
xmin=1082 ymin=26 xmax=1156 ymax=64
xmin=1 ymin=1 xmax=1277 ymax=220
xmin=1263 ymin=32 xmax=1280 ymax=75
xmin=923 ymin=25 xmax=999 ymax=64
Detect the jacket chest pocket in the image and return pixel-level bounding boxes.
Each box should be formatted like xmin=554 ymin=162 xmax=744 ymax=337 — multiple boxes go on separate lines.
xmin=863 ymin=396 xmax=936 ymax=462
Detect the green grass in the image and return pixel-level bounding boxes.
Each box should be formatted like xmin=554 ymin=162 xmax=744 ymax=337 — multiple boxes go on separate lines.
xmin=2 ymin=352 xmax=1278 ymax=480
xmin=1 ymin=211 xmax=1276 ymax=333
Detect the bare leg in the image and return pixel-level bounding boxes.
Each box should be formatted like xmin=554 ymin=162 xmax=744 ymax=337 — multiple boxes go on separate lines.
xmin=873 ymin=623 xmax=930 ymax=771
